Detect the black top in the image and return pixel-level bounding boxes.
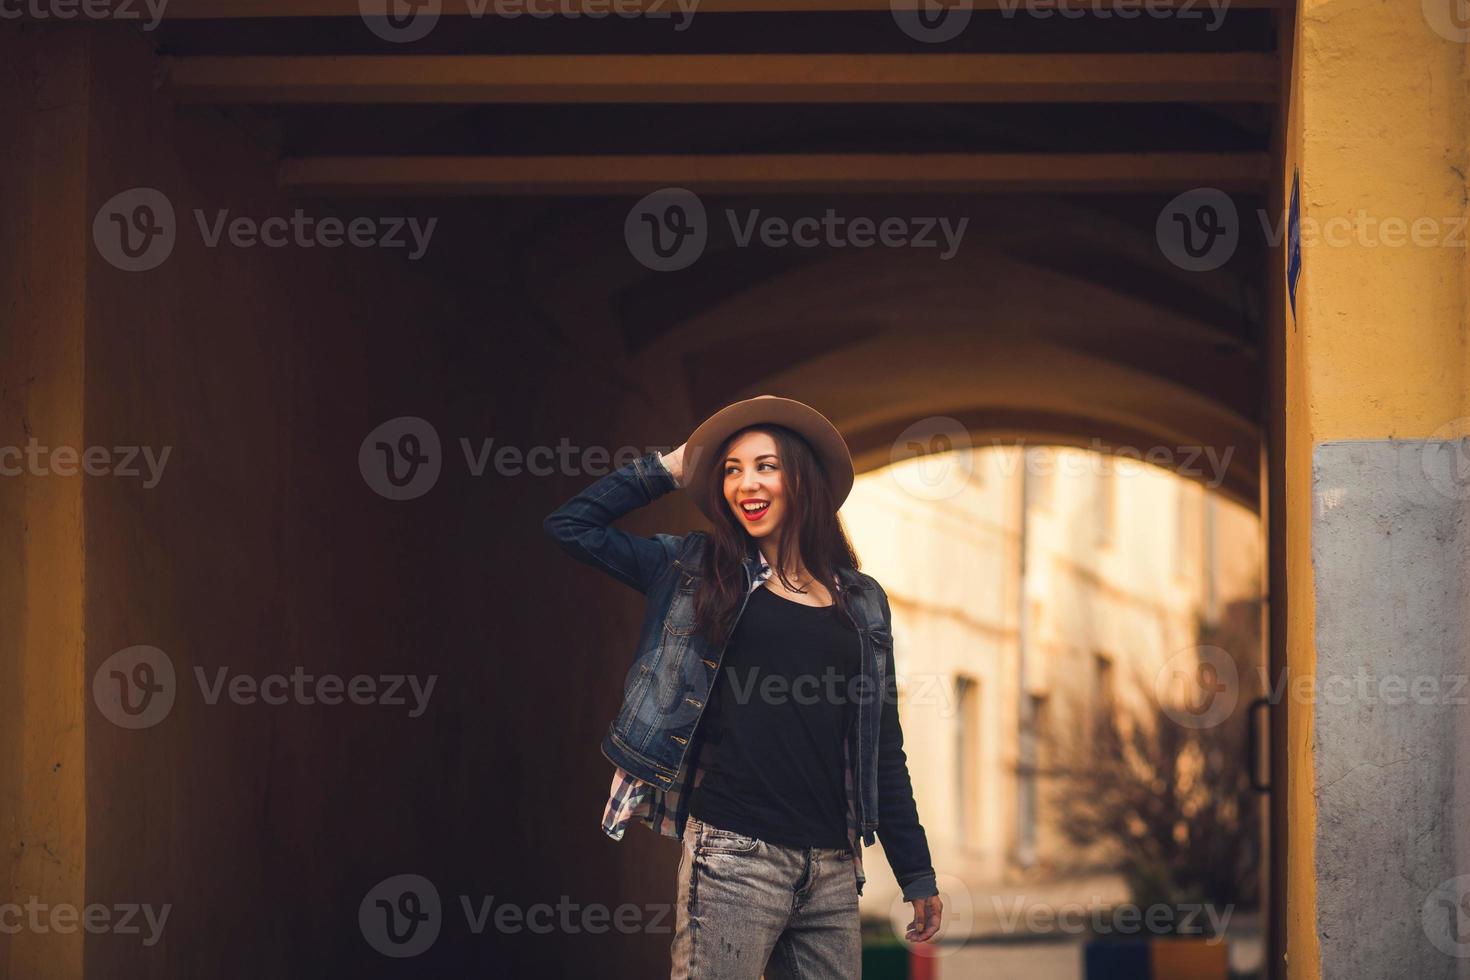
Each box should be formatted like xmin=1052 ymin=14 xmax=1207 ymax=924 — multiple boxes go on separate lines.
xmin=687 ymin=584 xmax=860 ymax=850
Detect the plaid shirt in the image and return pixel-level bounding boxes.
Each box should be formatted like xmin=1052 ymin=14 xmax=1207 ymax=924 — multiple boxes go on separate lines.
xmin=600 ymin=552 xmax=869 ymax=895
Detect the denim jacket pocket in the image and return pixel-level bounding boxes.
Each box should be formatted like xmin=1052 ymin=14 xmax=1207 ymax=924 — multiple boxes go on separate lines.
xmin=663 ymin=570 xmax=700 ymax=636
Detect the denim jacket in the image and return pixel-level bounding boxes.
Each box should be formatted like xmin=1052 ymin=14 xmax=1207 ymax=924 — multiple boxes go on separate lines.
xmin=543 ymin=451 xmax=938 ymax=902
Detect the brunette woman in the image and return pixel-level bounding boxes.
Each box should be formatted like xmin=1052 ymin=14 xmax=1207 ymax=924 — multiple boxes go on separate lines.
xmin=544 ymin=396 xmax=942 ymax=979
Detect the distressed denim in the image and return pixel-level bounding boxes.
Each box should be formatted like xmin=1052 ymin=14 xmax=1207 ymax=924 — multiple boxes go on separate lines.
xmin=670 ymin=814 xmax=860 ymax=980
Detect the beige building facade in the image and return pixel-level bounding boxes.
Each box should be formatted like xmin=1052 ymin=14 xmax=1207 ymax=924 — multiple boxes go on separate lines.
xmin=842 ymin=442 xmax=1264 ymax=930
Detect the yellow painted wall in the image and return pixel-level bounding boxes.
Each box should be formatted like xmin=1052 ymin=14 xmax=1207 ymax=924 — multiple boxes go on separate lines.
xmin=0 ymin=26 xmax=91 ymax=980
xmin=1297 ymin=0 xmax=1469 ymax=441
xmin=1286 ymin=2 xmax=1469 ymax=978
xmin=1281 ymin=10 xmax=1315 ymax=970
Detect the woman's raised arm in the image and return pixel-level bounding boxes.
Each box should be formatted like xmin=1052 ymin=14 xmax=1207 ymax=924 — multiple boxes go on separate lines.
xmin=542 ymin=443 xmax=688 ymax=594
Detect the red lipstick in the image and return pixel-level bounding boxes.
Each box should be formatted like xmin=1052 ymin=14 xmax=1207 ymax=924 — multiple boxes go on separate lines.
xmin=738 ymin=498 xmax=771 ymax=522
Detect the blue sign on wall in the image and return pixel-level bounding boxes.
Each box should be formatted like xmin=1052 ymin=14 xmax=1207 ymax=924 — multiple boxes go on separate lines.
xmin=1287 ymin=167 xmax=1302 ymax=322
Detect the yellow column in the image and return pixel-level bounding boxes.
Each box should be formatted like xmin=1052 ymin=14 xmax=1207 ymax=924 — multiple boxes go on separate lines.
xmin=1286 ymin=1 xmax=1468 ymax=977
xmin=0 ymin=26 xmax=92 ymax=980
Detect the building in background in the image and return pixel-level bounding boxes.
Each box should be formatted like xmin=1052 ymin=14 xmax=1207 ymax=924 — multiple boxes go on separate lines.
xmin=842 ymin=443 xmax=1263 ymax=933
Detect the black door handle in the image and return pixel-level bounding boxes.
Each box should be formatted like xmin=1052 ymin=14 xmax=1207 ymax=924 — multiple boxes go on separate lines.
xmin=1246 ymin=696 xmax=1270 ymax=793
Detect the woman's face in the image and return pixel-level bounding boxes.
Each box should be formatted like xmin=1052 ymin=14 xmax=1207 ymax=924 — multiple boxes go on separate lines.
xmin=721 ymin=429 xmax=787 ymax=541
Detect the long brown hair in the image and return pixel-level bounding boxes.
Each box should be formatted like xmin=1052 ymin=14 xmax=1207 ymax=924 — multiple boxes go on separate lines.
xmin=693 ymin=424 xmax=860 ymax=645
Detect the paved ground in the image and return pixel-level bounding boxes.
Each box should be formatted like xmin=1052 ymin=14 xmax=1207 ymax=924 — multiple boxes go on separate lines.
xmin=923 ymin=926 xmax=1264 ymax=980
xmin=933 ymin=940 xmax=1083 ymax=979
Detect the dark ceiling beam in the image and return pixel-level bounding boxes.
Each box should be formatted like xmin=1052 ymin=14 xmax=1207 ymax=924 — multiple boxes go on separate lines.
xmin=161 ymin=0 xmax=1282 ymax=15
xmin=277 ymin=152 xmax=1271 ymax=195
xmin=164 ymin=53 xmax=1278 ymax=104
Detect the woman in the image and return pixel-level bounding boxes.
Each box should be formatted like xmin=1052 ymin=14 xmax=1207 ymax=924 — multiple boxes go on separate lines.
xmin=544 ymin=395 xmax=942 ymax=979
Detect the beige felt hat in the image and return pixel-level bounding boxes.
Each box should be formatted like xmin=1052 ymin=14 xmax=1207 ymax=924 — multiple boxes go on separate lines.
xmin=682 ymin=395 xmax=854 ymax=521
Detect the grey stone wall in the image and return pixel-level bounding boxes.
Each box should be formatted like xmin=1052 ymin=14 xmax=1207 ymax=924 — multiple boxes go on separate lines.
xmin=1312 ymin=438 xmax=1470 ymax=979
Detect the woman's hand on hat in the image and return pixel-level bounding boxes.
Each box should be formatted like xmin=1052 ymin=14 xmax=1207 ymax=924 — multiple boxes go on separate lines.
xmin=661 ymin=442 xmax=687 ymax=487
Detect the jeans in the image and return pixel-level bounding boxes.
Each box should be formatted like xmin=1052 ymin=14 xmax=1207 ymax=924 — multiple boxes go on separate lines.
xmin=670 ymin=815 xmax=861 ymax=979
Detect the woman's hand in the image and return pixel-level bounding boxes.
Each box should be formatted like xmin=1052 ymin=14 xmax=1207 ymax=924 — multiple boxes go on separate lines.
xmin=906 ymin=894 xmax=943 ymax=943
xmin=661 ymin=442 xmax=688 ymax=488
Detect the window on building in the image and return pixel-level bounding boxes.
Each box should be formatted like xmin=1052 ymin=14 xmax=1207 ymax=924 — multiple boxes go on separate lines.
xmin=1030 ymin=692 xmax=1051 ymax=772
xmin=1018 ymin=691 xmax=1049 ymax=863
xmin=1094 ymin=456 xmax=1114 ymax=547
xmin=1024 ymin=447 xmax=1053 ymax=512
xmin=955 ymin=674 xmax=983 ymax=850
xmin=1094 ymin=652 xmax=1116 ymax=732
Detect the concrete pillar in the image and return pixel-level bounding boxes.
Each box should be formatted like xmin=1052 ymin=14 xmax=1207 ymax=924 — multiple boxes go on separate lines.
xmin=1286 ymin=2 xmax=1469 ymax=977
